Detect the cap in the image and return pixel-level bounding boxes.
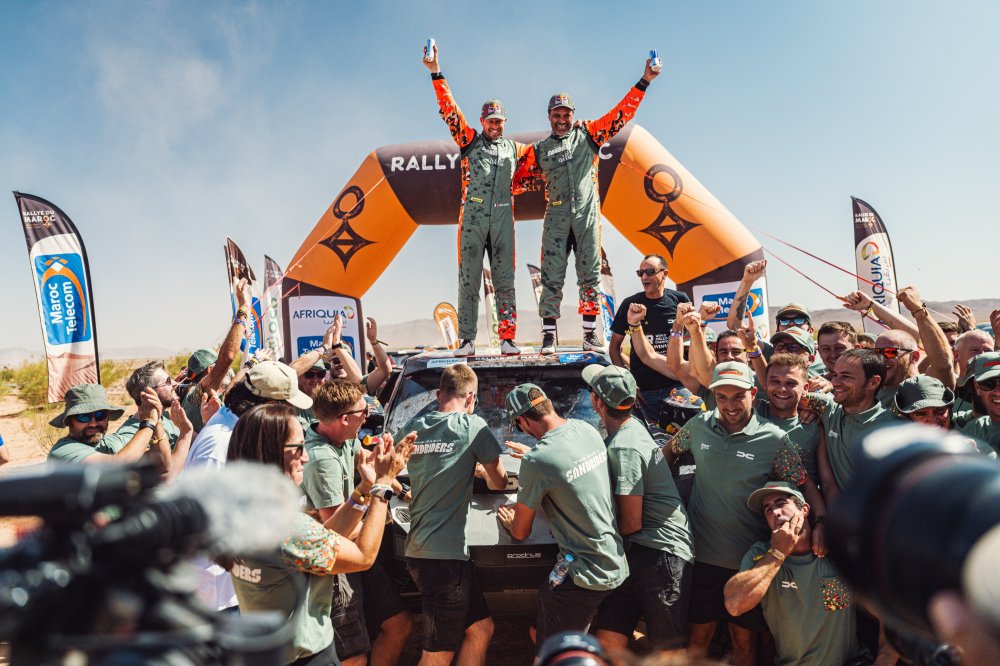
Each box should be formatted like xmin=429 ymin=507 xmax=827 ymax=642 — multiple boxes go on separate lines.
xmin=776 ymin=302 xmax=811 ymax=321
xmin=893 ymin=375 xmax=955 ymax=414
xmin=49 ymin=383 xmax=126 ymax=428
xmin=547 ymin=93 xmax=575 ymax=111
xmin=582 ymin=365 xmax=637 ymax=410
xmin=709 ymin=361 xmax=755 ymax=390
xmin=505 ymin=383 xmax=549 ymax=427
xmin=311 ymin=359 xmax=330 ymax=372
xmin=245 ymin=361 xmax=313 ymax=410
xmin=747 ymin=481 xmax=806 ymax=512
xmin=770 ymin=327 xmax=816 ymax=354
xmin=683 ymin=327 xmax=718 ymax=346
xmin=480 ymin=99 xmax=506 ymax=120
xmin=187 ymin=348 xmax=218 ymax=378
xmin=971 ymin=351 xmax=1000 ymax=383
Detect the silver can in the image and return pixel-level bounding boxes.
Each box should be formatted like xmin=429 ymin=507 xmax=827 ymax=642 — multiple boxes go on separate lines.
xmin=425 ymin=38 xmax=436 ymax=62
xmin=649 ymin=49 xmax=662 ymax=72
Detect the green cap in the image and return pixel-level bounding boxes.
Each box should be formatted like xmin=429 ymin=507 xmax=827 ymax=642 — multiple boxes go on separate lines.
xmin=49 ymin=383 xmax=126 ymax=428
xmin=747 ymin=480 xmax=806 ymax=512
xmin=971 ymin=351 xmax=1000 ymax=383
xmin=770 ymin=326 xmax=816 ymax=354
xmin=187 ymin=348 xmax=218 ymax=378
xmin=893 ymin=375 xmax=955 ymax=414
xmin=776 ymin=302 xmax=811 ymax=321
xmin=709 ymin=361 xmax=755 ymax=390
xmin=582 ymin=365 xmax=637 ymax=410
xmin=547 ymin=92 xmax=575 ymax=111
xmin=311 ymin=359 xmax=330 ymax=372
xmin=505 ymin=383 xmax=549 ymax=428
xmin=481 ymin=99 xmax=506 ymax=120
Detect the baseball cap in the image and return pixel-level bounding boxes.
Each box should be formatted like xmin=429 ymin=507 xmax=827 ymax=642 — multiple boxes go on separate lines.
xmin=776 ymin=302 xmax=811 ymax=321
xmin=245 ymin=361 xmax=313 ymax=410
xmin=582 ymin=365 xmax=637 ymax=410
xmin=481 ymin=99 xmax=506 ymax=120
xmin=747 ymin=481 xmax=806 ymax=512
xmin=770 ymin=327 xmax=816 ymax=354
xmin=709 ymin=361 xmax=755 ymax=390
xmin=187 ymin=348 xmax=218 ymax=378
xmin=505 ymin=383 xmax=549 ymax=428
xmin=547 ymin=93 xmax=575 ymax=111
xmin=893 ymin=375 xmax=955 ymax=414
xmin=971 ymin=351 xmax=1000 ymax=383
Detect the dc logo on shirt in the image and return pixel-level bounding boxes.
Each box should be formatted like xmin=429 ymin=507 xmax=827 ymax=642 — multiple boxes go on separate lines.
xmin=780 ymin=581 xmax=798 ymax=590
xmin=700 ymin=443 xmax=711 ymax=450
xmin=736 ymin=450 xmax=755 ymax=460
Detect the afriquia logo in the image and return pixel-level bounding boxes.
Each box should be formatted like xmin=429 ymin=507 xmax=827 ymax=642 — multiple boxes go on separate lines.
xmin=35 ymin=254 xmax=91 ymax=344
xmin=859 ymin=242 xmax=894 ymax=304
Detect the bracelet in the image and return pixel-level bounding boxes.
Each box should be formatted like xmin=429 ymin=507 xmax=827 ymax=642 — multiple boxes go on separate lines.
xmin=670 ymin=331 xmax=684 ymax=338
xmin=236 ymin=307 xmax=251 ymax=319
xmin=911 ymin=306 xmax=929 ymax=318
xmin=627 ymin=324 xmax=642 ymax=333
xmin=861 ymin=304 xmax=874 ymax=318
xmin=314 ymin=344 xmax=328 ymax=357
xmin=766 ymin=547 xmax=787 ymax=562
xmin=747 ymin=348 xmax=762 ymax=359
xmin=347 ymin=497 xmax=369 ymax=512
xmin=234 ymin=317 xmax=249 ymax=328
xmin=243 ymin=357 xmax=259 ymax=370
xmin=350 ymin=488 xmax=370 ymax=505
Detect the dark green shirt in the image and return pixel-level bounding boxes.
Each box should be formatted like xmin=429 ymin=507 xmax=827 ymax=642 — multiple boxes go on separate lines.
xmin=962 ymin=416 xmax=1000 ymax=456
xmin=301 ymin=426 xmax=361 ymax=511
xmin=812 ymin=394 xmax=899 ymax=489
xmin=48 ymin=435 xmax=120 ymax=462
xmin=756 ymin=402 xmax=821 ymax=483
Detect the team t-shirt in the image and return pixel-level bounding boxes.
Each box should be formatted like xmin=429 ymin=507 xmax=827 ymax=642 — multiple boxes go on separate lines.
xmin=611 ymin=290 xmax=690 ymax=392
xmin=301 ymin=426 xmax=361 ymax=511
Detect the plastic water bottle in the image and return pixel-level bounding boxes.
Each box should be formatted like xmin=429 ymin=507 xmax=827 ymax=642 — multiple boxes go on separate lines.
xmin=548 ymin=552 xmax=575 ymax=588
xmin=649 ymin=49 xmax=662 ymax=72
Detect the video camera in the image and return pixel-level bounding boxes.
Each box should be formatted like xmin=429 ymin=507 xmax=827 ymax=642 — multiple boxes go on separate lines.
xmin=0 ymin=462 xmax=296 ymax=665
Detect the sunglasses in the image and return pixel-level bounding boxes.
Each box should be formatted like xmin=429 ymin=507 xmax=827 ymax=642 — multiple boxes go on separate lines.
xmin=74 ymin=410 xmax=109 ymax=423
xmin=303 ymin=370 xmax=327 ymax=380
xmin=777 ymin=316 xmax=809 ymax=327
xmin=341 ymin=404 xmax=371 ymax=418
xmin=977 ymin=378 xmax=1000 ymax=391
xmin=635 ymin=267 xmax=666 ymax=277
xmin=876 ymin=347 xmax=914 ymax=360
xmin=773 ymin=342 xmax=806 ymax=354
xmin=283 ymin=442 xmax=305 ymax=457
xmin=152 ymin=377 xmax=174 ymax=389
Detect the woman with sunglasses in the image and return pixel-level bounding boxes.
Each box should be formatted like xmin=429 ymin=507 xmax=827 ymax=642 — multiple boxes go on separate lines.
xmin=227 ymin=403 xmax=413 ymax=665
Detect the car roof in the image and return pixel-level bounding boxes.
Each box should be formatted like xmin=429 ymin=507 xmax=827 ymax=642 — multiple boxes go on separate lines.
xmin=397 ymin=347 xmax=610 ymax=375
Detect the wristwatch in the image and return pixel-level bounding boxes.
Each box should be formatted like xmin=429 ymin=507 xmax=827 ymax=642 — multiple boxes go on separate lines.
xmin=330 ymin=341 xmax=346 ymax=351
xmin=369 ymin=484 xmax=394 ymax=502
xmin=138 ymin=420 xmax=157 ymax=433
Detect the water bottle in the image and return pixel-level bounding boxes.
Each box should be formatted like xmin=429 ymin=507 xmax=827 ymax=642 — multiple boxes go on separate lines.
xmin=649 ymin=49 xmax=662 ymax=72
xmin=548 ymin=552 xmax=575 ymax=588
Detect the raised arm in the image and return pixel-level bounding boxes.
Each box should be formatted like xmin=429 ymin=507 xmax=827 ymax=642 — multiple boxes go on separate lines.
xmin=423 ymin=42 xmax=476 ymax=150
xmin=727 ymin=260 xmax=767 ymax=331
xmin=840 ymin=290 xmax=918 ymax=339
xmin=685 ymin=313 xmax=716 ymax=388
xmin=201 ymin=278 xmax=252 ymax=395
xmin=363 ymin=317 xmax=392 ymax=394
xmin=584 ymin=56 xmax=659 ymax=146
xmin=898 ymin=286 xmax=957 ymax=389
xmin=626 ymin=304 xmax=673 ymax=377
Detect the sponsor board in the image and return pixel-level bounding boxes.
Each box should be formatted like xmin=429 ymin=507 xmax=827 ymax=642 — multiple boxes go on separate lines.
xmin=287 ymin=294 xmax=363 ymax=366
xmin=427 ymin=357 xmax=467 ymax=368
xmin=34 ymin=252 xmax=92 ymax=345
xmin=692 ymin=280 xmax=770 ymax=339
xmin=856 ymin=232 xmax=898 ymax=317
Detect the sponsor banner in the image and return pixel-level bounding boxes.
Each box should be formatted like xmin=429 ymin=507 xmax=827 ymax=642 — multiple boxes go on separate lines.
xmin=693 ymin=280 xmax=770 ymax=339
xmin=852 ymin=198 xmax=900 ymax=334
xmin=262 ymin=255 xmax=285 ymax=360
xmin=224 ymin=238 xmax=263 ymax=361
xmin=426 ymin=357 xmax=467 ymax=368
xmin=15 ymin=192 xmax=100 ymax=402
xmin=598 ymin=248 xmax=616 ymax=345
xmin=433 ymin=302 xmax=460 ymax=350
xmin=482 ymin=266 xmax=500 ymax=347
xmin=287 ymin=294 xmax=363 ymax=367
xmin=527 ymin=264 xmax=543 ymax=308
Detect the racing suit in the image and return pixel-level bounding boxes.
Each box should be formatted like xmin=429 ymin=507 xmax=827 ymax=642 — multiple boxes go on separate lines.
xmin=514 ymin=80 xmax=648 ymax=319
xmin=432 ymin=73 xmax=529 ymax=341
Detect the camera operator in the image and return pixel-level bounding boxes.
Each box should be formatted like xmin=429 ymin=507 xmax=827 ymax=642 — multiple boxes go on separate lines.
xmin=227 ymin=402 xmax=413 ymax=665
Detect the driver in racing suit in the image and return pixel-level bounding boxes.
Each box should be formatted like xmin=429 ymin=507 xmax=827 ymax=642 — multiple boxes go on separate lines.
xmin=514 ymin=57 xmax=660 ymax=355
xmin=424 ymin=41 xmax=530 ymax=357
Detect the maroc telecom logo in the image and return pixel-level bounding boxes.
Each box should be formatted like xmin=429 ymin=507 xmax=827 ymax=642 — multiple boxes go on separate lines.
xmin=860 ymin=242 xmax=880 ymax=260
xmin=34 ymin=254 xmax=92 ymax=345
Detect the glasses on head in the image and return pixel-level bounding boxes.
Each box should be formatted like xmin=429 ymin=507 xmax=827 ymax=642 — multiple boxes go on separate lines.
xmin=777 ymin=315 xmax=809 ymax=327
xmin=635 ymin=267 xmax=665 ymax=277
xmin=283 ymin=442 xmax=305 ymax=457
xmin=978 ymin=378 xmax=1000 ymax=391
xmin=74 ymin=410 xmax=109 ymax=424
xmin=303 ymin=370 xmax=327 ymax=380
xmin=876 ymin=347 xmax=914 ymax=360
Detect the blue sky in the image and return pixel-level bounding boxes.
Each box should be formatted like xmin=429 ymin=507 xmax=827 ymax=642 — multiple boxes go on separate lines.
xmin=1 ymin=1 xmax=997 ymax=353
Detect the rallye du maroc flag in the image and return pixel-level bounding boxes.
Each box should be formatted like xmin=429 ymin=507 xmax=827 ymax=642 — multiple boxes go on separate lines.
xmin=14 ymin=192 xmax=101 ymax=402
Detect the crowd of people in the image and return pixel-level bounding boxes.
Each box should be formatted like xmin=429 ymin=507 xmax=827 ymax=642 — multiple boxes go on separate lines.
xmin=19 ymin=42 xmax=1000 ymax=666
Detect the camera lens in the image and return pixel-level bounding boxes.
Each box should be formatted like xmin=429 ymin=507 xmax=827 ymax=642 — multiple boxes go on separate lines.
xmin=827 ymin=425 xmax=1000 ymax=636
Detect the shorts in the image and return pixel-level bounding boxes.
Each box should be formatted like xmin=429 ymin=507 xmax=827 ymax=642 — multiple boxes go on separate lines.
xmin=592 ymin=544 xmax=692 ymax=649
xmin=407 ymin=558 xmax=491 ymax=653
xmin=688 ymin=561 xmax=767 ymax=632
xmin=331 ymin=563 xmax=408 ymax=659
xmin=535 ymin=576 xmax=614 ymax=647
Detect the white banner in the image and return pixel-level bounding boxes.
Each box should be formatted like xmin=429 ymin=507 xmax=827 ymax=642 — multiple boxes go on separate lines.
xmin=287 ymin=294 xmax=364 ymax=367
xmin=855 ymin=232 xmax=899 ymax=334
xmin=692 ymin=279 xmax=771 ymax=340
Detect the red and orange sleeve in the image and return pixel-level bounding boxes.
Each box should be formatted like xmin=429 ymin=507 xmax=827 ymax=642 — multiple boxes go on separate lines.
xmin=584 ymin=84 xmax=646 ymax=146
xmin=432 ymin=76 xmax=476 ymax=150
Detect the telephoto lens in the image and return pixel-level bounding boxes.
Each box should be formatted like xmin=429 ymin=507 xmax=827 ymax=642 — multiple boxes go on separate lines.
xmin=827 ymin=424 xmax=1000 ymax=638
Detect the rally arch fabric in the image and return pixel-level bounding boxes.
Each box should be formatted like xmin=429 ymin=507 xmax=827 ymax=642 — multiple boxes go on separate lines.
xmin=282 ymin=124 xmax=764 ymax=355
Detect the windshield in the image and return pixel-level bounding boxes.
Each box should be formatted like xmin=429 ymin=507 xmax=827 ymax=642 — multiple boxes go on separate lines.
xmin=385 ymin=366 xmax=606 ymax=448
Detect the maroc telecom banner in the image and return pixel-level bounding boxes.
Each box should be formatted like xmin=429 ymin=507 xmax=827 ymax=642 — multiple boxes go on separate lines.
xmin=852 ymin=197 xmax=900 ymax=334
xmin=262 ymin=255 xmax=285 ymax=361
xmin=14 ymin=192 xmax=100 ymax=402
xmin=281 ymin=281 xmax=364 ymax=368
xmin=285 ymin=124 xmax=764 ymax=311
xmin=225 ymin=237 xmax=263 ymax=359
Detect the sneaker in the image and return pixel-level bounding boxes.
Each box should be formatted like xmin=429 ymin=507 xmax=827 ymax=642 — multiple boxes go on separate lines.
xmin=540 ymin=331 xmax=557 ymax=355
xmin=500 ymin=339 xmax=521 ymax=355
xmin=582 ymin=330 xmax=607 ymax=353
xmin=454 ymin=339 xmax=475 ymax=357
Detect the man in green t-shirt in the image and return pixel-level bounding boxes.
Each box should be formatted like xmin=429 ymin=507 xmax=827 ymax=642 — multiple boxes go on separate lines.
xmin=961 ymin=351 xmax=1000 ymax=453
xmin=583 ymin=365 xmax=694 ymax=654
xmin=398 ymin=363 xmax=507 ymax=665
xmin=724 ymin=481 xmax=869 ymax=666
xmin=300 ymin=379 xmax=412 ymax=666
xmin=664 ymin=361 xmax=826 ymax=665
xmin=757 ymin=354 xmax=823 ymax=493
xmin=497 ymin=384 xmax=628 ymax=646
